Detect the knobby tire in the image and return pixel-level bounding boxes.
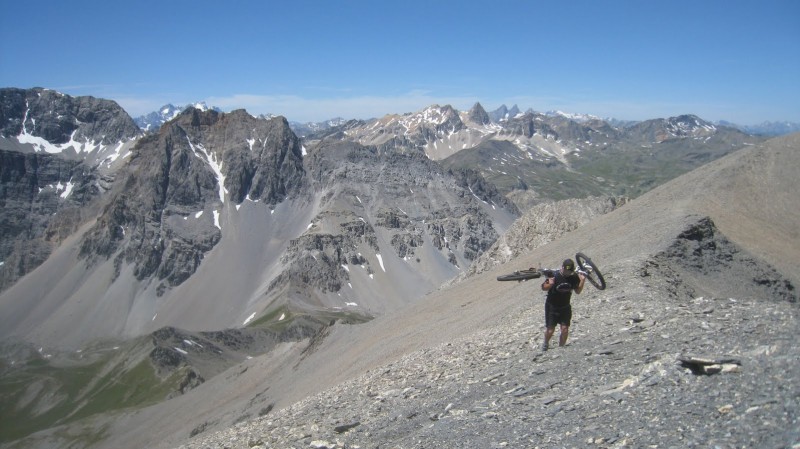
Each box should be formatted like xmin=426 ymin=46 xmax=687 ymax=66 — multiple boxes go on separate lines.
xmin=575 ymin=252 xmax=607 ymax=290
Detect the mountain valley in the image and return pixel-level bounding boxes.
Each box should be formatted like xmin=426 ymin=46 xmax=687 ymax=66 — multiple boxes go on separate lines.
xmin=0 ymin=87 xmax=797 ymax=448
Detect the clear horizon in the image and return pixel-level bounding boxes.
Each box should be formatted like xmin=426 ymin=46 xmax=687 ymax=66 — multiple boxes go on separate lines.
xmin=2 ymin=0 xmax=798 ymax=125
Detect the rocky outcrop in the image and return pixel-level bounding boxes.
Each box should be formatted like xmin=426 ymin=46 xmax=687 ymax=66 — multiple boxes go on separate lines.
xmin=448 ymin=167 xmax=520 ymax=215
xmin=642 ymin=217 xmax=796 ymax=303
xmin=78 ymin=108 xmax=306 ymax=292
xmin=273 ymin=221 xmax=377 ymax=296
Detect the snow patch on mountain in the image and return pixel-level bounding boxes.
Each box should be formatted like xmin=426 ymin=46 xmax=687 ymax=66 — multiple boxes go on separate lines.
xmin=186 ymin=136 xmax=226 ymax=203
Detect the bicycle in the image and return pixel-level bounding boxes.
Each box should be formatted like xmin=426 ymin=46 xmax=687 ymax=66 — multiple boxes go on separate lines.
xmin=496 ymin=252 xmax=607 ymax=290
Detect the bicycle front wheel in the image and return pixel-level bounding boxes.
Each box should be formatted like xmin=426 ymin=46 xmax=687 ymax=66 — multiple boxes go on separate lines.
xmin=575 ymin=252 xmax=606 ymax=290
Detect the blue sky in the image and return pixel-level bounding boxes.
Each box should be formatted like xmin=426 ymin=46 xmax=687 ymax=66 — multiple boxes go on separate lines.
xmin=2 ymin=0 xmax=798 ymax=124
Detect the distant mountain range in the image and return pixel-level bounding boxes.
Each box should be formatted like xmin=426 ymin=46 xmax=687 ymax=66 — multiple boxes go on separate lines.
xmin=717 ymin=120 xmax=800 ymax=136
xmin=133 ymin=102 xmax=222 ymax=131
xmin=133 ymin=103 xmax=800 ymax=138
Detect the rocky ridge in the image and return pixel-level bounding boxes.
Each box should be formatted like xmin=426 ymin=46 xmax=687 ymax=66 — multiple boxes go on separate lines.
xmin=0 ymin=87 xmax=140 ymax=153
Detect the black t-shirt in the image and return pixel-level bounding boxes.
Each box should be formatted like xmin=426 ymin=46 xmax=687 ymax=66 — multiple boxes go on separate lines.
xmin=545 ymin=271 xmax=580 ymax=307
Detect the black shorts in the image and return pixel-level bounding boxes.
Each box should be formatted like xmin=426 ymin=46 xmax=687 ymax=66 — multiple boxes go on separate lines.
xmin=545 ymin=302 xmax=572 ymax=328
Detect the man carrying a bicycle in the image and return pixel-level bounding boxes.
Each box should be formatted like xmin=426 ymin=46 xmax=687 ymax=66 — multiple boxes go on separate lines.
xmin=540 ymin=258 xmax=585 ymax=351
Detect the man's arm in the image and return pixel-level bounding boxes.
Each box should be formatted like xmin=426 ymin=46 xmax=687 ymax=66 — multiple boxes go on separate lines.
xmin=574 ymin=274 xmax=586 ymax=294
xmin=542 ymin=277 xmax=554 ymax=291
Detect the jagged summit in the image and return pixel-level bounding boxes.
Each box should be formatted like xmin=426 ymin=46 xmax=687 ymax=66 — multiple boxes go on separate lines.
xmin=466 ymin=102 xmax=490 ymax=125
xmin=0 ymin=87 xmax=141 ymax=157
xmin=489 ymin=104 xmax=521 ymax=122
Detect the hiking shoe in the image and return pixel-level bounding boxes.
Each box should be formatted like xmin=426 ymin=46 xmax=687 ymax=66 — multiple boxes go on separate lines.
xmin=541 ymin=342 xmax=549 ymax=352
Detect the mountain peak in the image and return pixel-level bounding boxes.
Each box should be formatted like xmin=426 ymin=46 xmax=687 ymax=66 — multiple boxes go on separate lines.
xmin=489 ymin=104 xmax=521 ymax=122
xmin=467 ymin=102 xmax=490 ymax=125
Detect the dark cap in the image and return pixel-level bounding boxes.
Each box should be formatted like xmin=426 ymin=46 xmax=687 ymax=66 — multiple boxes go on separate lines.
xmin=562 ymin=259 xmax=575 ymax=271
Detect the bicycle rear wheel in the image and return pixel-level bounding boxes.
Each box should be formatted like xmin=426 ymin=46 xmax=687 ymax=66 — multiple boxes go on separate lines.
xmin=497 ymin=270 xmax=541 ymax=282
xmin=575 ymin=252 xmax=606 ymax=290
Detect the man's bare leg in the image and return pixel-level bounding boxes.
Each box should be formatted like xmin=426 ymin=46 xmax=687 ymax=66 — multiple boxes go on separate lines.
xmin=559 ymin=324 xmax=570 ymax=347
xmin=543 ymin=326 xmax=555 ymax=350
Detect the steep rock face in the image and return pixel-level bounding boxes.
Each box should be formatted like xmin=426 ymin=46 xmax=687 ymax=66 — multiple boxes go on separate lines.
xmin=267 ymin=140 xmax=517 ymax=312
xmin=218 ymin=110 xmax=306 ymax=205
xmin=0 ymin=150 xmax=102 ymax=290
xmin=0 ymin=88 xmax=140 ymax=292
xmin=305 ymin=140 xmax=504 ymax=265
xmin=448 ymin=167 xmax=520 ymax=216
xmin=78 ymin=108 xmax=306 ymax=292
